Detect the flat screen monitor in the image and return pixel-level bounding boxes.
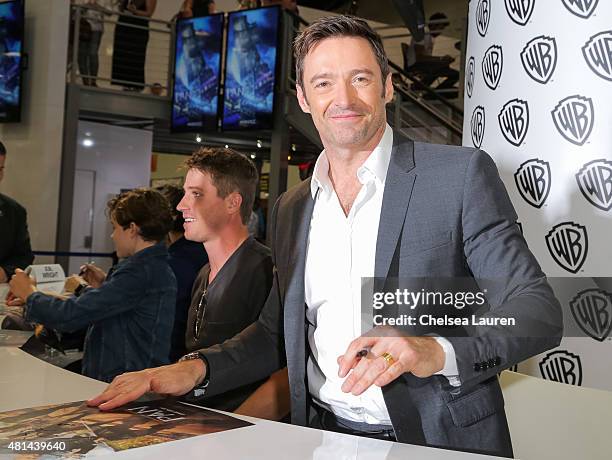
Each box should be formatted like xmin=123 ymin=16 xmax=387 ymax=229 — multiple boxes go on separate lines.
xmin=222 ymin=6 xmax=280 ymax=131
xmin=0 ymin=0 xmax=24 ymax=123
xmin=171 ymin=13 xmax=224 ymax=132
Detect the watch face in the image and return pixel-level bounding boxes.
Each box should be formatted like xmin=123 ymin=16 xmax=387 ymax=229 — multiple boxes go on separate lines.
xmin=181 ymin=352 xmax=201 ymax=361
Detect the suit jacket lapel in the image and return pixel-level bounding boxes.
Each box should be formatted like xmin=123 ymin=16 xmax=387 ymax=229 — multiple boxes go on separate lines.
xmin=284 ymin=182 xmax=315 ymax=298
xmin=376 ymin=135 xmax=427 ymax=445
xmin=375 ymin=133 xmax=417 ymax=279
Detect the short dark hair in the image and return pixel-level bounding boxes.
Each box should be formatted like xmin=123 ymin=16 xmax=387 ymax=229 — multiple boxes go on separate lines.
xmin=156 ymin=184 xmax=185 ymax=233
xmin=0 ymin=141 xmax=6 ymax=156
xmin=107 ymin=188 xmax=173 ymax=243
xmin=293 ymin=15 xmax=390 ymax=90
xmin=184 ymin=147 xmax=258 ymax=225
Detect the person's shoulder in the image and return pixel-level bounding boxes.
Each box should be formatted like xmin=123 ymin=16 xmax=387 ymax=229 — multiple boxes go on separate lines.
xmin=169 ymin=237 xmax=208 ymax=263
xmin=246 ymin=238 xmax=272 ymax=260
xmin=279 ymin=178 xmax=311 ymax=207
xmin=411 ymin=140 xmax=489 ymax=170
xmin=0 ymin=193 xmax=26 ymax=214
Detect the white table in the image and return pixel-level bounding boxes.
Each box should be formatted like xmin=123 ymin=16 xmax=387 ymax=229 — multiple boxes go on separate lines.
xmin=0 ymin=348 xmax=505 ymax=460
xmin=500 ymin=370 xmax=612 ymax=460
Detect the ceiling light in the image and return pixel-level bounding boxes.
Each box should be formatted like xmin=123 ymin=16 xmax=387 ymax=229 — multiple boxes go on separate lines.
xmin=256 ymin=140 xmax=262 ymax=148
xmin=82 ymin=139 xmax=94 ymax=147
xmin=196 ymin=135 xmax=202 ymax=143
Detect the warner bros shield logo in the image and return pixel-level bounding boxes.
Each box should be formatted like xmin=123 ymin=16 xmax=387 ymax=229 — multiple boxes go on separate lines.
xmin=521 ymin=36 xmax=557 ymax=84
xmin=514 ymin=159 xmax=551 ymax=208
xmin=570 ymin=289 xmax=612 ymax=342
xmin=466 ymin=56 xmax=475 ymax=98
xmin=545 ymin=222 xmax=588 ymax=274
xmin=582 ymin=31 xmax=612 ymax=82
xmin=476 ymin=0 xmax=491 ymax=37
xmin=576 ymin=159 xmax=612 ymax=211
xmin=562 ymin=0 xmax=599 ymax=19
xmin=552 ymin=95 xmax=594 ymax=146
xmin=482 ymin=45 xmax=503 ymax=90
xmin=498 ymin=99 xmax=529 ymax=147
xmin=539 ymin=350 xmax=583 ymax=386
xmin=504 ymin=0 xmax=535 ymax=26
xmin=471 ymin=106 xmax=485 ymax=148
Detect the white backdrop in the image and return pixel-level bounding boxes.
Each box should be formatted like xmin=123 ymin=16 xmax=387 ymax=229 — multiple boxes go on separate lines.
xmin=463 ymin=0 xmax=612 ymax=390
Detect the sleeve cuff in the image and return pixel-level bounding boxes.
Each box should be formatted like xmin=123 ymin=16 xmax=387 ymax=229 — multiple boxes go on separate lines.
xmin=433 ymin=336 xmax=461 ymax=387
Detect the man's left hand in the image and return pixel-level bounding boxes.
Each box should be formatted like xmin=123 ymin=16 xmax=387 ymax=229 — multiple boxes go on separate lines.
xmin=8 ymin=269 xmax=37 ymax=302
xmin=337 ymin=332 xmax=445 ymax=395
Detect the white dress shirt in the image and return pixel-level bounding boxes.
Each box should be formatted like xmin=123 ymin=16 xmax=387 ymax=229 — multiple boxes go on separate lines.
xmin=304 ymin=124 xmax=459 ymax=425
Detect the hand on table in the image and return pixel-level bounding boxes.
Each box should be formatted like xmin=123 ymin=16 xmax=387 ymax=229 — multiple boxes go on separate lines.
xmin=79 ymin=264 xmax=106 ymax=288
xmin=87 ymin=359 xmax=206 ymax=410
xmin=337 ymin=328 xmax=445 ymax=396
xmin=8 ymin=269 xmax=37 ymax=303
xmin=5 ymin=290 xmax=25 ymax=307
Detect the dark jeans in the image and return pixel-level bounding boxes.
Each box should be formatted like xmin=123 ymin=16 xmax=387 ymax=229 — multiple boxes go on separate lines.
xmin=310 ymin=405 xmax=397 ymax=442
xmin=78 ymin=30 xmax=103 ymax=83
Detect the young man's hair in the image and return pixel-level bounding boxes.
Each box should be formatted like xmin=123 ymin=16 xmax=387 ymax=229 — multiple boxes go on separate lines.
xmin=184 ymin=147 xmax=258 ymax=225
xmin=0 ymin=141 xmax=6 ymax=156
xmin=107 ymin=188 xmax=173 ymax=243
xmin=293 ymin=15 xmax=390 ymax=90
xmin=156 ymin=184 xmax=185 ymax=233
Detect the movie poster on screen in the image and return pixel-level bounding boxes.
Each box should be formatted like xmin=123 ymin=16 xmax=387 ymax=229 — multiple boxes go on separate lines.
xmin=0 ymin=399 xmax=252 ymax=458
xmin=0 ymin=0 xmax=24 ymax=123
xmin=171 ymin=14 xmax=224 ymax=132
xmin=222 ymin=6 xmax=280 ymax=130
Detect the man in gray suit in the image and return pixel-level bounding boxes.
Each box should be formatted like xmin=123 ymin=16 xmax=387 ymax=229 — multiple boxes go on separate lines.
xmin=89 ymin=16 xmax=562 ymax=457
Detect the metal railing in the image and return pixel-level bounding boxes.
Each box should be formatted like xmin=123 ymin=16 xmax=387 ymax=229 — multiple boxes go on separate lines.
xmin=69 ymin=3 xmax=174 ymax=97
xmin=67 ymin=4 xmax=463 ymax=144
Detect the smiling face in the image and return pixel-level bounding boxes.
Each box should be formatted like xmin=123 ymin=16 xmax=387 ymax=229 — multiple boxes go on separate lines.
xmin=296 ymin=36 xmax=393 ymax=153
xmin=177 ymin=168 xmax=235 ymax=243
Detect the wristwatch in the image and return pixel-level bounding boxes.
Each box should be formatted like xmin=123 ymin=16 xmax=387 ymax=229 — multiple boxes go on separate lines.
xmin=179 ymin=352 xmax=210 ymax=398
xmin=74 ymin=282 xmax=89 ymax=297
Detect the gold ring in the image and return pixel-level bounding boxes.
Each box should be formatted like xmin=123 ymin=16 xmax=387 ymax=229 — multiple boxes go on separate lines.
xmin=381 ymin=352 xmax=395 ymax=366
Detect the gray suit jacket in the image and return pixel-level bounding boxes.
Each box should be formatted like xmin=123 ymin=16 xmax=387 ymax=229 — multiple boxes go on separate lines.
xmin=200 ymin=132 xmax=563 ymax=457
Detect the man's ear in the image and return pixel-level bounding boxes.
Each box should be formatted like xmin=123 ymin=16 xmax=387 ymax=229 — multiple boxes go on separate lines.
xmin=296 ymin=84 xmax=311 ymax=114
xmin=128 ymin=222 xmax=140 ymax=238
xmin=226 ymin=192 xmax=243 ymax=216
xmin=384 ymin=73 xmax=394 ymax=104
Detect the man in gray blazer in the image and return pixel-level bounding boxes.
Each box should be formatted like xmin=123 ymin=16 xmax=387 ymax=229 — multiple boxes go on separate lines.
xmin=89 ymin=15 xmax=562 ymax=457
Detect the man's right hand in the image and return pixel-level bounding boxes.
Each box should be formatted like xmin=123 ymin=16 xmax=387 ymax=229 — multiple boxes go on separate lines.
xmin=86 ymin=359 xmax=206 ymax=411
xmin=79 ymin=264 xmax=106 ymax=288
